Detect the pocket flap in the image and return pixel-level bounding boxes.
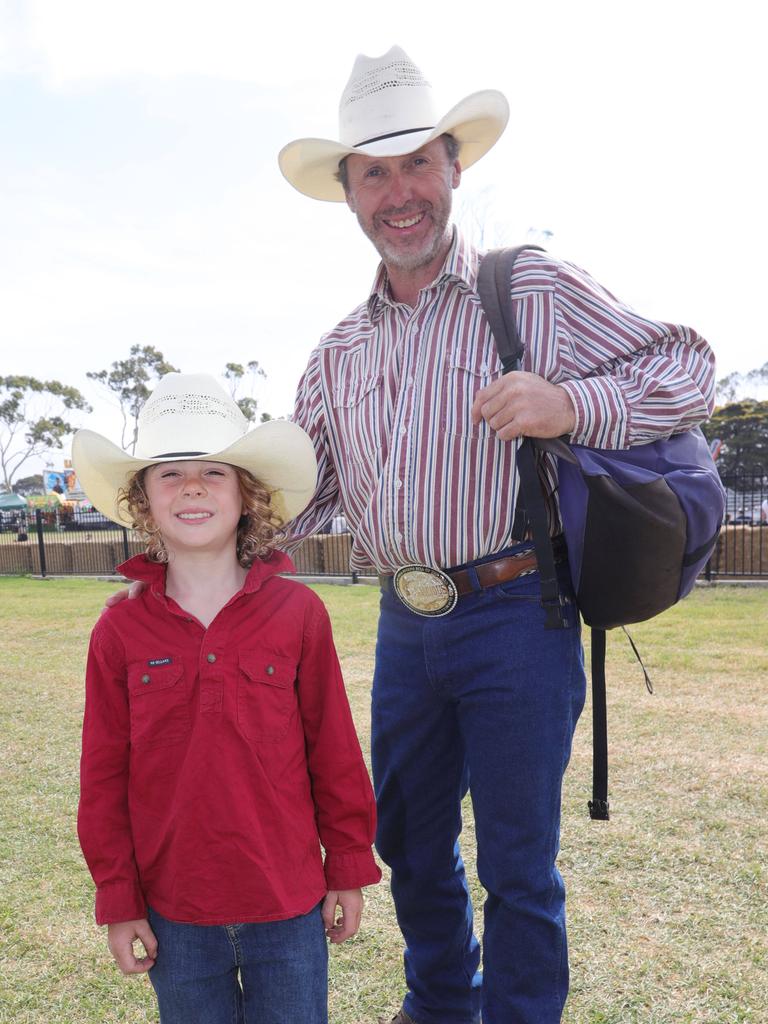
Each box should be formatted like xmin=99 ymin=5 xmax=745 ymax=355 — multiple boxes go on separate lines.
xmin=238 ymin=652 xmax=295 ymax=689
xmin=127 ymin=661 xmax=184 ymax=694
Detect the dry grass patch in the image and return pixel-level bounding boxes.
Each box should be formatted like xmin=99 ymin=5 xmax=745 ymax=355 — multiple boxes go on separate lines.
xmin=0 ymin=579 xmax=765 ymax=1024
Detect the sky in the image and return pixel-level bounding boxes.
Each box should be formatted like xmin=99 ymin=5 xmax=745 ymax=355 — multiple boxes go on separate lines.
xmin=1 ymin=0 xmax=766 ymax=481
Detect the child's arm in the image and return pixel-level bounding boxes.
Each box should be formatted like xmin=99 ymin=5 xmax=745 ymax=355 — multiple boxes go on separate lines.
xmin=78 ymin=620 xmax=148 ymax=925
xmin=296 ymin=596 xmax=381 ymax=895
xmin=107 ymin=919 xmax=158 ymax=974
xmin=321 ymin=889 xmax=364 ymax=944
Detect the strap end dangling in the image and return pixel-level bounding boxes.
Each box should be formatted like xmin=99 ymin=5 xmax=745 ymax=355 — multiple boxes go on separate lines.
xmin=588 ymin=798 xmax=610 ymax=821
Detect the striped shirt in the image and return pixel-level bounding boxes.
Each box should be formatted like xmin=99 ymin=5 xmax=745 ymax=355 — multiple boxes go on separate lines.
xmin=290 ymin=229 xmax=715 ymax=573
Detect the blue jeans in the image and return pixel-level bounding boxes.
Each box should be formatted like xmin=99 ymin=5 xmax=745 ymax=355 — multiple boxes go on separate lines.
xmin=147 ymin=904 xmax=328 ymax=1024
xmin=372 ymin=552 xmax=586 ymax=1024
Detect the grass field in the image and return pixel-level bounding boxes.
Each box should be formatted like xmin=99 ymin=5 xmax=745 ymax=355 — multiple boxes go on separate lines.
xmin=1 ymin=577 xmax=766 ymax=1023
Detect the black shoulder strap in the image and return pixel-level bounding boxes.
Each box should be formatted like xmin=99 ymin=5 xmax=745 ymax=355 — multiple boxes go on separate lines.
xmin=478 ymin=246 xmax=611 ymax=821
xmin=477 ymin=246 xmax=567 ymax=632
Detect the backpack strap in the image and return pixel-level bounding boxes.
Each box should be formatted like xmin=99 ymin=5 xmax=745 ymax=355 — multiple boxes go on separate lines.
xmin=477 ymin=247 xmax=568 ymax=632
xmin=587 ymin=628 xmax=610 ymax=820
xmin=477 ymin=246 xmax=610 ymax=820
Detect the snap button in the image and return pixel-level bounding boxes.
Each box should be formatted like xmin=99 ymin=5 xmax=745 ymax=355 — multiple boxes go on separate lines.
xmin=207 ymin=653 xmax=216 ymax=663
xmin=266 ymin=665 xmax=275 ymax=675
xmin=141 ymin=674 xmax=151 ymax=684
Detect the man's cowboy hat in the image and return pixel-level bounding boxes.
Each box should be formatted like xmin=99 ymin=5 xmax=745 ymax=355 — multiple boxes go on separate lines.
xmin=71 ymin=373 xmax=317 ymax=527
xmin=278 ymin=45 xmax=509 ymax=202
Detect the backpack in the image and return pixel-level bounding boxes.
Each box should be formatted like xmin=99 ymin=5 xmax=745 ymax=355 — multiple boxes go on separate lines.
xmin=477 ymin=246 xmax=725 ymax=820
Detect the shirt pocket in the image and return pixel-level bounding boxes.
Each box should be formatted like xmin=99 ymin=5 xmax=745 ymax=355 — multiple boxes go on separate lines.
xmin=126 ymin=661 xmax=190 ymax=749
xmin=237 ymin=651 xmax=297 ymax=742
xmin=330 ymin=373 xmax=384 ymax=462
xmin=440 ymin=352 xmax=496 ymax=440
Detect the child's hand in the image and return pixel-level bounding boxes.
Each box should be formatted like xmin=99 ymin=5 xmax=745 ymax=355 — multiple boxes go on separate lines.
xmin=321 ymin=889 xmax=363 ymax=944
xmin=107 ymin=918 xmax=158 ymax=974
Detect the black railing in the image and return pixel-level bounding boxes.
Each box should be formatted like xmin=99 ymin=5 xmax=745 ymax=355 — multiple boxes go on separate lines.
xmin=711 ymin=469 xmax=767 ymax=578
xmin=0 ymin=509 xmax=375 ymax=580
xmin=1 ymin=475 xmax=766 ymax=580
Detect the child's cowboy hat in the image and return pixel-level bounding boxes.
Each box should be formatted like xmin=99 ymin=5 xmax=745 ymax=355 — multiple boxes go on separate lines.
xmin=71 ymin=373 xmax=318 ymax=527
xmin=278 ymin=45 xmax=509 ymax=202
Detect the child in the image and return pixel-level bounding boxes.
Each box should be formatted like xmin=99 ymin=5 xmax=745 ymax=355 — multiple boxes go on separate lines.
xmin=73 ymin=373 xmax=381 ymax=1024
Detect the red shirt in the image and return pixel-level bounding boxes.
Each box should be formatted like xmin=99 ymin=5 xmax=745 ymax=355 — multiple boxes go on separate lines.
xmin=77 ymin=551 xmax=380 ymax=926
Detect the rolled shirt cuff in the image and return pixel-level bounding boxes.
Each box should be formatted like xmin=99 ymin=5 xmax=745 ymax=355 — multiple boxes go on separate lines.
xmin=323 ymin=849 xmax=382 ymax=891
xmin=94 ymin=879 xmax=147 ymax=926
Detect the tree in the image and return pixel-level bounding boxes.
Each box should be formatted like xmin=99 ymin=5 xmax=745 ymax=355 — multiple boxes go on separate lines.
xmin=222 ymin=361 xmax=270 ymax=423
xmin=87 ymin=346 xmax=180 ymax=453
xmin=716 ymin=360 xmax=768 ymax=405
xmin=13 ymin=474 xmax=45 ymax=496
xmin=701 ymin=399 xmax=768 ymax=479
xmin=0 ymin=376 xmax=91 ymax=492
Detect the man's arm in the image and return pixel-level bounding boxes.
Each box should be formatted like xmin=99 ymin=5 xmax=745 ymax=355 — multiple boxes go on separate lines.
xmin=473 ymin=254 xmax=716 ymax=448
xmin=283 ymin=347 xmax=344 ymax=543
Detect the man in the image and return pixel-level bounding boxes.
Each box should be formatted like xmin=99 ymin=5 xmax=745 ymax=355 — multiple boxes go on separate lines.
xmin=278 ymin=46 xmax=716 ymax=1024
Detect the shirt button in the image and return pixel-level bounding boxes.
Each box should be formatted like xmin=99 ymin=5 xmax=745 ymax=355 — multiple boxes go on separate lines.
xmin=207 ymin=653 xmax=216 ymax=663
xmin=395 ymin=479 xmax=402 ymax=489
xmin=141 ymin=674 xmax=151 ymax=684
xmin=266 ymin=665 xmax=275 ymax=675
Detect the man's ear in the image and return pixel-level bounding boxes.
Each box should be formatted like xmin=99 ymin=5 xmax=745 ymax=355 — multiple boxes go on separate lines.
xmin=451 ymin=161 xmax=462 ymax=190
xmin=345 ymin=190 xmax=357 ymax=213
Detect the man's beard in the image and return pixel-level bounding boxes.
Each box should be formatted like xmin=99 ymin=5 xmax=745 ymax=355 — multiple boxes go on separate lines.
xmin=357 ymin=201 xmax=452 ymax=273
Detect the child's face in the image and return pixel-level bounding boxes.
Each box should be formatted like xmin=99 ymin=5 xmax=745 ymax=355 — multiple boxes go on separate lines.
xmin=143 ymin=461 xmax=244 ymax=558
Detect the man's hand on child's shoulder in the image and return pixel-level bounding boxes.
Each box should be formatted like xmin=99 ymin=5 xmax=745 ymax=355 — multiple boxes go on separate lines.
xmin=107 ymin=918 xmax=158 ymax=974
xmin=322 ymin=889 xmax=364 ymax=945
xmin=103 ymin=580 xmax=146 ymax=611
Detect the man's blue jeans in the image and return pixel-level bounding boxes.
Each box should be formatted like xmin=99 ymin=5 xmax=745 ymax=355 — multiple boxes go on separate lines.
xmin=147 ymin=904 xmax=328 ymax=1024
xmin=372 ymin=553 xmax=586 ymax=1024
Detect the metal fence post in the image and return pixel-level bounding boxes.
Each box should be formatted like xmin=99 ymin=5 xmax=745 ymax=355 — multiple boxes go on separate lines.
xmin=35 ymin=509 xmax=47 ymax=578
xmin=122 ymin=527 xmax=130 ymax=562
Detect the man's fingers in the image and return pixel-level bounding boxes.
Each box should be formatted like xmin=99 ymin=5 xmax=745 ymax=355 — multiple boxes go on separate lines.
xmin=103 ymin=580 xmax=146 ymax=610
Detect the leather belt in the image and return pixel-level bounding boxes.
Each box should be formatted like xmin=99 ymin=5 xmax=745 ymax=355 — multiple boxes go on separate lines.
xmin=450 ymin=551 xmax=539 ymax=596
xmin=382 ymin=548 xmax=541 ymax=617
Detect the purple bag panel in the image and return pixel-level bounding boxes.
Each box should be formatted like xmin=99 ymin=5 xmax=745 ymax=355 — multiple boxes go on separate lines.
xmin=539 ymin=429 xmax=725 ymax=629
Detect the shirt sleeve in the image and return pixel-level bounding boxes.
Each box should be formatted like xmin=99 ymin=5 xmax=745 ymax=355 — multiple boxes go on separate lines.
xmin=295 ymin=595 xmax=381 ymax=892
xmin=283 ymin=347 xmax=343 ymax=546
xmin=538 ymin=258 xmax=717 ymax=449
xmin=77 ymin=619 xmax=147 ymax=925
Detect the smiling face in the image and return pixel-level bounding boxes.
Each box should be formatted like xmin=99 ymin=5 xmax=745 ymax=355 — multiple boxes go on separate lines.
xmin=343 ymin=137 xmax=461 ymax=301
xmin=142 ymin=460 xmax=244 ymax=559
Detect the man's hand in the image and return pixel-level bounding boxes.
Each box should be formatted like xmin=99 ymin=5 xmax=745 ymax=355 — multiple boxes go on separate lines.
xmin=321 ymin=889 xmax=363 ymax=944
xmin=104 ymin=580 xmax=146 ymax=610
xmin=107 ymin=918 xmax=158 ymax=974
xmin=471 ymin=372 xmax=576 ymax=440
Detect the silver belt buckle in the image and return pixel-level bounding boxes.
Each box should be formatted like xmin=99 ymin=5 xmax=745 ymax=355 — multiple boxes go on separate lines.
xmin=393 ymin=564 xmax=458 ymax=617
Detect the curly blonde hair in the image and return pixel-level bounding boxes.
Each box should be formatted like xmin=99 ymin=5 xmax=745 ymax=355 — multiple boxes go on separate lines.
xmin=118 ymin=464 xmax=285 ymax=567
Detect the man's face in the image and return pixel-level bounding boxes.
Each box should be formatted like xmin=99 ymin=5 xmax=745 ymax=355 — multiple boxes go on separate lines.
xmin=343 ymin=138 xmax=461 ymax=274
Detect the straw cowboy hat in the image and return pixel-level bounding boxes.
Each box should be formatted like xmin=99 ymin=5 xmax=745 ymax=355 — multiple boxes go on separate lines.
xmin=278 ymin=45 xmax=509 ymax=202
xmin=71 ymin=373 xmax=318 ymax=527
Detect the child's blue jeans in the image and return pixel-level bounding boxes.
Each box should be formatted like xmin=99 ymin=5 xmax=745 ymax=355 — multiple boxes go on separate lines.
xmin=147 ymin=903 xmax=328 ymax=1024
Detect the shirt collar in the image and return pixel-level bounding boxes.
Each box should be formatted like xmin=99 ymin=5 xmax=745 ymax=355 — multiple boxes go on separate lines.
xmin=366 ymin=226 xmax=481 ymax=320
xmin=116 ymin=549 xmax=296 ymax=599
